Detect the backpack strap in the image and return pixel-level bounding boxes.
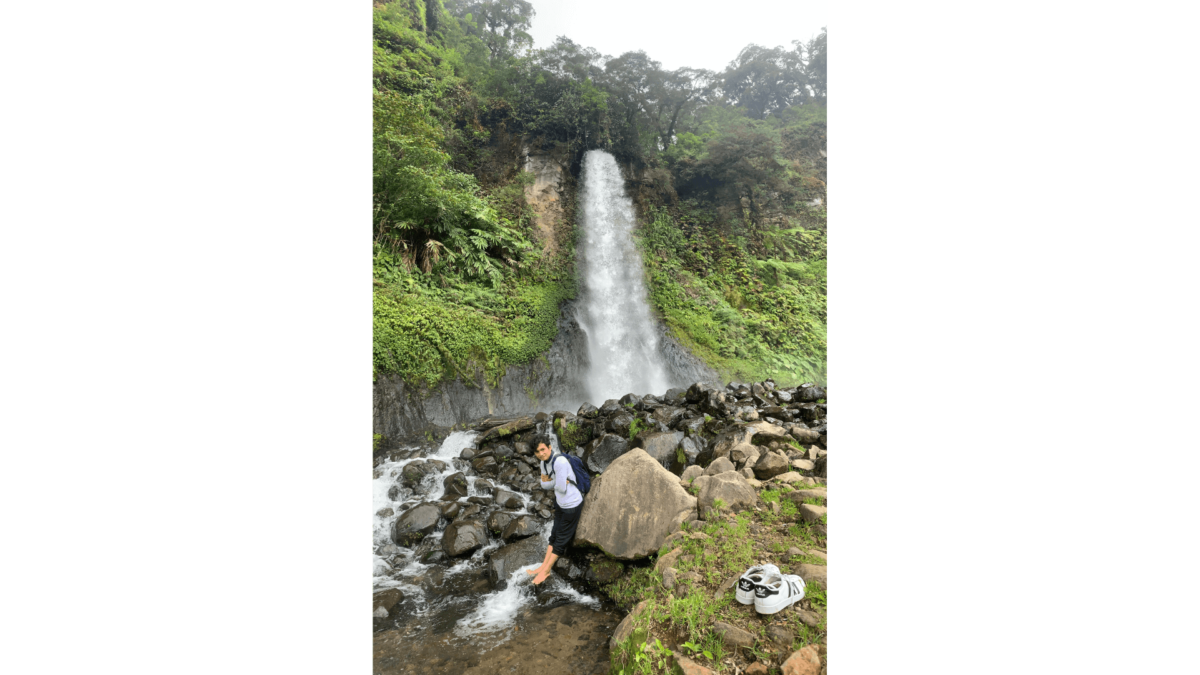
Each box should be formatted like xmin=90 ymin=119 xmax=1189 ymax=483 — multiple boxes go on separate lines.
xmin=546 ymin=452 xmax=579 ymax=490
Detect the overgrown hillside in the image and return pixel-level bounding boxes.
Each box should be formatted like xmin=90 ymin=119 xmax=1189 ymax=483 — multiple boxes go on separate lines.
xmin=372 ymin=0 xmax=828 ymax=388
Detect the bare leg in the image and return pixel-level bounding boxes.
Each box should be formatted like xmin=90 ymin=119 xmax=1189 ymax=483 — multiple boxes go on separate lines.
xmin=532 ymin=551 xmax=558 ymax=585
xmin=527 ymin=545 xmax=554 ymax=575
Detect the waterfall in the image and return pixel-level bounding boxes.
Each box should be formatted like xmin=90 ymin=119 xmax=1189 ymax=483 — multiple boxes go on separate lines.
xmin=575 ymin=150 xmax=673 ymax=403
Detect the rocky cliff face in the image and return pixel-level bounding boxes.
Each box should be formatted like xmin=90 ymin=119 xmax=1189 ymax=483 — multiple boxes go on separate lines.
xmin=373 ymin=301 xmax=591 ymax=441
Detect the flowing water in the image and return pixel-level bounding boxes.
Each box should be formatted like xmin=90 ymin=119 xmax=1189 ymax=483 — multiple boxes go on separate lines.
xmin=575 ymin=150 xmax=674 ymax=404
xmin=373 ymin=431 xmax=620 ymax=674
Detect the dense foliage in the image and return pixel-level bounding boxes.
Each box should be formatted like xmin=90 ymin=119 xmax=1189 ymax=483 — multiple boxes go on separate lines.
xmin=373 ymin=0 xmax=827 ymax=386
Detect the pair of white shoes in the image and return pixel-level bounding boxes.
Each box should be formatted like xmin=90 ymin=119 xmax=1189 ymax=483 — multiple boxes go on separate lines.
xmin=736 ymin=563 xmax=806 ymax=615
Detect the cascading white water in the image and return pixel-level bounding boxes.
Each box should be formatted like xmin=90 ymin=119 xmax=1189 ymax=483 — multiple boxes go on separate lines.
xmin=576 ymin=150 xmax=672 ymax=403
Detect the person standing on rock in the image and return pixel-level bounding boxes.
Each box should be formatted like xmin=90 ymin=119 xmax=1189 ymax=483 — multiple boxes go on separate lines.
xmin=527 ymin=434 xmax=583 ymax=585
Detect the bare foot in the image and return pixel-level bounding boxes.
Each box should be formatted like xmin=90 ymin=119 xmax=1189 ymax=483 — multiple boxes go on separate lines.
xmin=525 ymin=566 xmax=539 ymax=576
xmin=532 ymin=568 xmax=550 ymax=585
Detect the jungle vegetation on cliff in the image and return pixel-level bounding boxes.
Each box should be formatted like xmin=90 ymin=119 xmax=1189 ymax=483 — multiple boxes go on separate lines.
xmin=373 ymin=0 xmax=827 ymax=386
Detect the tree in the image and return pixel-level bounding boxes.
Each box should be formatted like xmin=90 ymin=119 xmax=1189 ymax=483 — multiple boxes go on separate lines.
xmin=445 ymin=0 xmax=536 ymax=63
xmin=722 ymin=43 xmax=809 ymax=119
xmin=803 ymin=28 xmax=827 ymax=102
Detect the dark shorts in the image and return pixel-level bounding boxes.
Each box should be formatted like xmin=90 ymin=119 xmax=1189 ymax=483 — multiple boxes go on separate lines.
xmin=548 ymin=503 xmax=582 ymax=556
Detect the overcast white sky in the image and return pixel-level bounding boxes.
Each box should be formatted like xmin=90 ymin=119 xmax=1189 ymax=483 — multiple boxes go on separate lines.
xmin=525 ymin=0 xmax=827 ymax=73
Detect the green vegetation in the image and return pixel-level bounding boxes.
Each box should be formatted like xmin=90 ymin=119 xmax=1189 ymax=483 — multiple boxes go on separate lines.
xmin=373 ymin=0 xmax=828 ymax=387
xmin=627 ymin=416 xmax=648 ymax=442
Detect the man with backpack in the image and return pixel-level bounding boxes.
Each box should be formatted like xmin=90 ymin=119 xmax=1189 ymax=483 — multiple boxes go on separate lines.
xmin=526 ymin=434 xmax=589 ymax=585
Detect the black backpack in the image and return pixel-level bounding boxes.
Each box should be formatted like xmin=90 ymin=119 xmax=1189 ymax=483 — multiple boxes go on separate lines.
xmin=546 ymin=451 xmax=592 ymax=495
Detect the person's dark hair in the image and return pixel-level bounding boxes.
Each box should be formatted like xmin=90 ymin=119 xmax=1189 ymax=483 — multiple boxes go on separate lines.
xmin=532 ymin=433 xmax=553 ymax=451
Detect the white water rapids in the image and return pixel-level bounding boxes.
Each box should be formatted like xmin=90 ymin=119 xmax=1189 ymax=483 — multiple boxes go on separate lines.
xmin=372 ymin=431 xmax=599 ymax=648
xmin=575 ymin=149 xmax=673 ymax=404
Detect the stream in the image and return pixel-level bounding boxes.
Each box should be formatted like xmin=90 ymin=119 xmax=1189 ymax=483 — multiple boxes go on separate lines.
xmin=372 ymin=431 xmax=622 ymax=674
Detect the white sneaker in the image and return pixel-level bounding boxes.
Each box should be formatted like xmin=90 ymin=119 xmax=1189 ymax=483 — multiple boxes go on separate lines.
xmin=735 ymin=564 xmax=781 ymax=605
xmin=753 ymin=573 xmax=806 ymax=615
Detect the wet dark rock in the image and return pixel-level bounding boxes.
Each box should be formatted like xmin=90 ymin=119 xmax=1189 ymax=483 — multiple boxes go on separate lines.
xmin=797 ymin=404 xmax=822 ymax=424
xmin=813 ymin=454 xmax=827 ymax=479
xmin=459 ymin=447 xmax=476 ymax=460
xmin=493 ymin=487 xmax=524 ymax=509
xmin=791 ymin=427 xmax=821 ymax=444
xmin=386 ymin=484 xmax=403 ymax=501
xmin=401 ymin=461 xmax=435 ymax=488
xmin=442 ymin=520 xmax=488 ymax=557
xmin=373 ymin=588 xmax=404 ymax=613
xmin=420 ymin=549 xmax=448 ymax=564
xmin=467 ymin=495 xmax=492 ymax=506
xmin=534 ymin=411 xmax=549 ymax=423
xmin=577 ymin=402 xmax=599 ymax=418
xmin=585 ymin=557 xmax=625 ymax=584
xmin=477 ymin=416 xmax=536 ymax=444
xmin=686 ymin=381 xmax=715 ymax=403
xmin=636 ymin=431 xmax=686 ymax=474
xmin=677 ymin=416 xmax=706 ymax=436
xmin=376 ymin=507 xmax=394 ymax=518
xmin=762 ymin=406 xmax=786 ymax=416
xmin=619 ymin=393 xmax=641 ymax=406
xmin=538 ymin=507 xmax=552 ymax=519
xmin=440 ymin=501 xmax=461 ymax=519
xmin=487 ymin=510 xmax=519 ymax=534
xmin=606 ymin=411 xmax=635 ymax=437
xmin=454 ymin=504 xmax=482 ymax=522
xmin=494 ymin=444 xmax=515 ymax=461
xmin=776 ymin=389 xmax=793 ymax=403
xmin=474 ymin=479 xmax=493 ymax=493
xmin=514 ymin=442 xmax=531 ymax=456
xmin=443 ymin=472 xmax=469 ymax=499
xmin=679 ymin=436 xmax=702 ymax=466
xmin=487 ymin=534 xmax=548 ymax=588
xmin=391 ymin=503 xmax=441 ymax=545
xmin=586 ymin=434 xmax=630 ymax=473
xmin=651 ymin=406 xmax=686 ymax=428
xmin=599 ymin=399 xmax=623 ymax=415
xmin=471 ymin=455 xmax=498 ymax=474
xmin=497 ymin=465 xmax=519 ymax=484
xmin=797 ymin=384 xmax=825 ymax=402
xmin=501 ymin=514 xmax=540 ymax=541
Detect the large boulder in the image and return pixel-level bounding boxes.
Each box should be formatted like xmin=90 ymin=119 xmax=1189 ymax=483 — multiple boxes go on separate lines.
xmin=486 ymin=534 xmax=548 ymax=588
xmin=729 ymin=443 xmax=760 ymax=469
xmin=748 ymin=421 xmax=789 ymax=445
xmin=390 ymin=503 xmax=441 ymax=545
xmin=636 ymin=431 xmax=686 ymax=474
xmin=477 ymin=416 xmax=535 ymax=443
xmin=790 ymin=426 xmax=821 ymax=445
xmin=813 ymin=454 xmax=827 ymax=479
xmin=493 ymin=487 xmax=523 ymax=509
xmin=606 ymin=411 xmax=635 ymax=437
xmin=598 ymin=399 xmax=623 ymax=416
xmin=704 ymin=456 xmax=735 ymax=476
xmin=796 ymin=384 xmax=825 ymax=402
xmin=692 ymin=472 xmax=757 ymax=520
xmin=585 ymin=434 xmax=629 ymax=473
xmin=710 ymin=427 xmax=756 ymax=461
xmin=575 ymin=448 xmax=698 ymax=560
xmin=441 ymin=519 xmax=488 ymax=557
xmin=486 ymin=510 xmax=519 ymax=535
xmin=442 ymin=472 xmax=469 ymax=499
xmin=651 ymin=406 xmax=686 ymax=428
xmin=679 ymin=435 xmax=703 ymax=466
xmin=753 ymin=452 xmax=791 ymax=480
xmin=685 ymin=381 xmax=716 ymax=403
xmin=500 ymin=514 xmax=541 ymax=541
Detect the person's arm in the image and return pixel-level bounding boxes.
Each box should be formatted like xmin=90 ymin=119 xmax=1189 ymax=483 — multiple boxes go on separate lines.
xmin=552 ymin=456 xmax=571 ymax=497
xmin=539 ymin=459 xmax=554 ymax=490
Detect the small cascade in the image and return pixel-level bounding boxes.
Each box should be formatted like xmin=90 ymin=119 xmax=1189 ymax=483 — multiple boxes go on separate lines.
xmin=372 ymin=429 xmax=604 ymax=655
